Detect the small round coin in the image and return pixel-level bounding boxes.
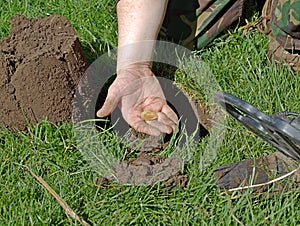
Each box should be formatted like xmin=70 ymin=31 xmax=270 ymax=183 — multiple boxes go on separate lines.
xmin=141 ymin=109 xmax=158 ymax=121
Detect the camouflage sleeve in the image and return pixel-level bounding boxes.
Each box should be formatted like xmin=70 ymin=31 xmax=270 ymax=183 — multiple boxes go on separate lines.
xmin=270 ymin=0 xmax=300 ymax=51
xmin=159 ymin=0 xmax=200 ymax=49
xmin=160 ymin=0 xmax=245 ymax=50
xmin=195 ymin=0 xmax=244 ymax=49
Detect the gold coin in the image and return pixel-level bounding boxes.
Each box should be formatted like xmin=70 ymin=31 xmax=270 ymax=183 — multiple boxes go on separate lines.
xmin=141 ymin=109 xmax=158 ymax=121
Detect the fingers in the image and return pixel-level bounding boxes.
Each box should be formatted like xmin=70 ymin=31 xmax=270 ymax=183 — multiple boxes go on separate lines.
xmin=144 ymin=112 xmax=177 ymax=135
xmin=129 ymin=109 xmax=178 ymax=136
xmin=96 ymin=90 xmax=120 ymax=118
xmin=161 ymin=105 xmax=178 ymax=125
xmin=134 ymin=121 xmax=162 ymax=136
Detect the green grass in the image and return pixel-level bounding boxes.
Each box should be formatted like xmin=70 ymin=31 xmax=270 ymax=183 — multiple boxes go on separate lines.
xmin=1 ymin=1 xmax=300 ymax=225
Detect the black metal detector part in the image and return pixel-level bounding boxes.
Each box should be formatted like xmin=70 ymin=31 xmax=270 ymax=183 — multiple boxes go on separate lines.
xmin=214 ymin=91 xmax=300 ymax=162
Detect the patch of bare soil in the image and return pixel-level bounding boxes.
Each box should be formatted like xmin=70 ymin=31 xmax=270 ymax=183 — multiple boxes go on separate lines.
xmin=96 ymin=152 xmax=188 ymax=188
xmin=0 ymin=14 xmax=87 ymax=130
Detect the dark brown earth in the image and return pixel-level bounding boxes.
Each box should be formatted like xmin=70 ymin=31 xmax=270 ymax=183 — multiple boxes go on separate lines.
xmin=0 ymin=14 xmax=87 ymax=130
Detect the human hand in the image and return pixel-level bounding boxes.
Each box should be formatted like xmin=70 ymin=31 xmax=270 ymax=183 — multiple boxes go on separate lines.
xmin=96 ymin=66 xmax=178 ymax=136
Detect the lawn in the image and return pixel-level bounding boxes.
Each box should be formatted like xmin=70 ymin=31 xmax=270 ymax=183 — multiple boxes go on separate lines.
xmin=1 ymin=0 xmax=300 ymax=225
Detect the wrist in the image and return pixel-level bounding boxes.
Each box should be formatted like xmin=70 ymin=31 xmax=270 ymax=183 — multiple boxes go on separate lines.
xmin=117 ymin=63 xmax=154 ymax=78
xmin=116 ymin=40 xmax=156 ymax=72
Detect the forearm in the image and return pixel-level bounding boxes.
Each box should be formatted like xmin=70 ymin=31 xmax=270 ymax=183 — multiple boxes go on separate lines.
xmin=116 ymin=0 xmax=168 ymax=71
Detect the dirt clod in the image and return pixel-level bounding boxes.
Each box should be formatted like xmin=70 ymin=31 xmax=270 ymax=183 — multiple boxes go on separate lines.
xmin=96 ymin=152 xmax=186 ymax=187
xmin=95 ymin=176 xmax=113 ymax=186
xmin=215 ymin=151 xmax=300 ymax=195
xmin=0 ymin=14 xmax=87 ymax=130
xmin=114 ymin=152 xmax=183 ymax=185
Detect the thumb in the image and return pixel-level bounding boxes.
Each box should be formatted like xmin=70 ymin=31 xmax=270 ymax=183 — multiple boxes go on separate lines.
xmin=96 ymin=94 xmax=120 ymax=117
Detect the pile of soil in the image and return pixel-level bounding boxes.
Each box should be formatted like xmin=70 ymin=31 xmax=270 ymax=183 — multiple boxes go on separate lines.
xmin=0 ymin=14 xmax=87 ymax=130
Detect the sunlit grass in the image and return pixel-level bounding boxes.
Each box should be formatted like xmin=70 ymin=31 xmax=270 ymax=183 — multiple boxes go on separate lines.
xmin=0 ymin=1 xmax=299 ymax=225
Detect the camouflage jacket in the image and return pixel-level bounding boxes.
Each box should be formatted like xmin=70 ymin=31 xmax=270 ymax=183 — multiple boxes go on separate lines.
xmin=270 ymin=0 xmax=300 ymax=52
xmin=160 ymin=0 xmax=300 ymax=51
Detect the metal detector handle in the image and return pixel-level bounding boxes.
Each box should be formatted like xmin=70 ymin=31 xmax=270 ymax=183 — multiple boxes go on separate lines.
xmin=214 ymin=91 xmax=300 ymax=162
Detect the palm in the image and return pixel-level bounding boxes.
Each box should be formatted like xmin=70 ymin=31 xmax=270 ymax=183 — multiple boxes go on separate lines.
xmin=97 ymin=68 xmax=178 ymax=136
